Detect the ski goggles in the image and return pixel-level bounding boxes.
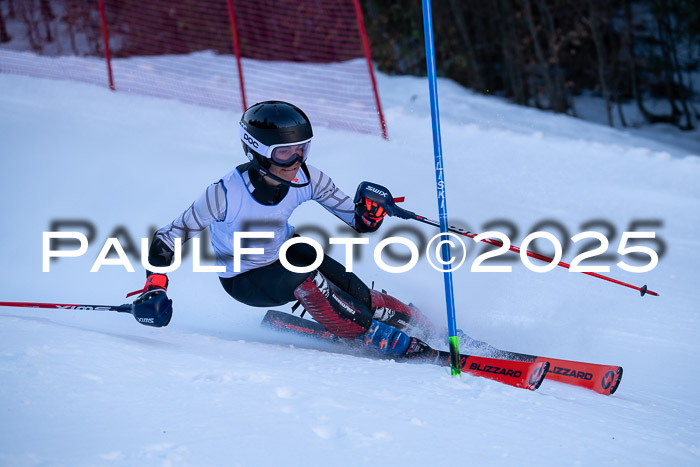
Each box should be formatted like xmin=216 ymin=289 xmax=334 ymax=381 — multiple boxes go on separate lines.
xmin=240 ymin=125 xmax=311 ymax=168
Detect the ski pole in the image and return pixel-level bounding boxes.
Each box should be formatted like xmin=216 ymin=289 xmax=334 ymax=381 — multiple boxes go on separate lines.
xmin=420 ymin=0 xmax=461 ymax=376
xmin=355 ymin=183 xmax=659 ymax=297
xmin=0 ymin=300 xmax=134 ymax=315
xmin=0 ymin=300 xmax=132 ymax=312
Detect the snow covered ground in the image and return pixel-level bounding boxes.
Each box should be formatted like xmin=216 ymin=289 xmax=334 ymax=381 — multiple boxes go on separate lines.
xmin=1 ymin=57 xmax=699 ymax=466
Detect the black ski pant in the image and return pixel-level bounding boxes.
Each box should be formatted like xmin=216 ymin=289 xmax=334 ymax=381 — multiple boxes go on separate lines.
xmin=219 ymin=240 xmax=371 ymax=310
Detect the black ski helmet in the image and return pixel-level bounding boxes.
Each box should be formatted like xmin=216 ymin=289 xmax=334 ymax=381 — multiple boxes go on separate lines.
xmin=239 ymin=101 xmax=313 ymax=171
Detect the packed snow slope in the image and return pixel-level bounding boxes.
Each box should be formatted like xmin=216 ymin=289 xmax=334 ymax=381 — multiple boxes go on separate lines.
xmin=1 ymin=65 xmax=699 ymax=466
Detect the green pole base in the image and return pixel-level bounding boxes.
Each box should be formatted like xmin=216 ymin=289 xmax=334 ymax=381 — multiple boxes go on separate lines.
xmin=448 ymin=335 xmax=461 ymax=375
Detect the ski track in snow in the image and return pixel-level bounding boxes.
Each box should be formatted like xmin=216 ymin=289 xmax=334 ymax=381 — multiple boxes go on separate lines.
xmin=1 ymin=59 xmax=699 ymax=466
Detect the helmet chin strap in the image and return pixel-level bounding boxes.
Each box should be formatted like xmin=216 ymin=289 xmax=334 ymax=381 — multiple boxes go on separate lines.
xmin=248 ymin=155 xmax=310 ymax=188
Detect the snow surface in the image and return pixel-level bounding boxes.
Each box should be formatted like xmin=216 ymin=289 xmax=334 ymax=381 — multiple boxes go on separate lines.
xmin=1 ymin=58 xmax=700 ymax=466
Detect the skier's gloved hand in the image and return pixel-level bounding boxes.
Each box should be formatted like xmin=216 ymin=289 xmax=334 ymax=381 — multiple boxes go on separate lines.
xmin=355 ymin=197 xmax=387 ymax=231
xmin=126 ymin=273 xmax=168 ymax=298
xmin=125 ymin=273 xmax=172 ymax=327
xmin=131 ymin=289 xmax=173 ymax=327
xmin=144 ymin=273 xmax=168 ymax=291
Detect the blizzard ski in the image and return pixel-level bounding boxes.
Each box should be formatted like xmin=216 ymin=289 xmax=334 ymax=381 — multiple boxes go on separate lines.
xmin=453 ymin=334 xmax=622 ymax=395
xmin=261 ymin=310 xmax=548 ymax=391
xmin=477 ymin=345 xmax=623 ymax=395
xmin=262 ymin=310 xmax=622 ymax=395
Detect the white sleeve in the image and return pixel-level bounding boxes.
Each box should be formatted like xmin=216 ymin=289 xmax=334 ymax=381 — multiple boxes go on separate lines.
xmin=307 ymin=165 xmax=358 ymax=228
xmin=154 ymin=180 xmax=227 ymax=249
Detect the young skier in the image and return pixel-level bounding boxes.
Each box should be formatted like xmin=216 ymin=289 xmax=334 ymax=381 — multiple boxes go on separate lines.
xmin=129 ymin=101 xmax=435 ymax=357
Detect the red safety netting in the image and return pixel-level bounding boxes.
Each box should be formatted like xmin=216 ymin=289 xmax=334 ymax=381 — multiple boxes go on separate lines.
xmin=0 ymin=0 xmax=386 ymax=137
xmin=231 ymin=0 xmax=385 ymax=136
xmin=100 ymin=0 xmax=242 ymax=110
xmin=0 ymin=0 xmax=110 ymax=89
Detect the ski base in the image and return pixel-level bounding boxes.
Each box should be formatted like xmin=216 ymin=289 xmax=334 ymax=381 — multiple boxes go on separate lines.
xmin=262 ymin=310 xmax=548 ymax=391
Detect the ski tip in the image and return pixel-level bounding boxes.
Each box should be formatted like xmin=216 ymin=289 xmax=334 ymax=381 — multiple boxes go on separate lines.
xmin=609 ymin=366 xmax=623 ymax=395
xmin=597 ymin=366 xmax=624 ymax=395
xmin=529 ymin=361 xmax=550 ymax=390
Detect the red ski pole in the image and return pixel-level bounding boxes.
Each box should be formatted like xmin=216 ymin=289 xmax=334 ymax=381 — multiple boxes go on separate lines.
xmin=356 ymin=183 xmax=659 ymax=297
xmin=0 ymin=294 xmax=172 ymax=327
xmin=408 ymin=214 xmax=658 ymax=297
xmin=0 ymin=300 xmax=132 ymax=313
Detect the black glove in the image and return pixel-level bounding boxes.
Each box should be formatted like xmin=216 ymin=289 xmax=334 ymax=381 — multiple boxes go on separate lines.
xmin=126 ymin=273 xmax=172 ymax=327
xmin=132 ymin=289 xmax=173 ymax=327
xmin=355 ymin=197 xmax=387 ymax=231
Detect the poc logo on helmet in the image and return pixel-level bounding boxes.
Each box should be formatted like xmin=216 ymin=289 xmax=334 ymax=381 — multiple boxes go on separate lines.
xmin=243 ymin=133 xmax=259 ymax=149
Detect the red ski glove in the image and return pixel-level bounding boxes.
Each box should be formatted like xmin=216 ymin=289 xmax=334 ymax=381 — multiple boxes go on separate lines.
xmin=126 ymin=273 xmax=168 ymax=298
xmin=356 ymin=197 xmax=387 ymax=229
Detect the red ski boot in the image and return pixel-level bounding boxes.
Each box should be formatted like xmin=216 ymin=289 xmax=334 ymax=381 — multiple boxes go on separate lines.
xmin=369 ymin=289 xmax=436 ymax=337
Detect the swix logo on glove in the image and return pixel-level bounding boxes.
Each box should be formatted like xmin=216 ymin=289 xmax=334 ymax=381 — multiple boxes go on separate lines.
xmin=366 ymin=186 xmax=389 ymax=198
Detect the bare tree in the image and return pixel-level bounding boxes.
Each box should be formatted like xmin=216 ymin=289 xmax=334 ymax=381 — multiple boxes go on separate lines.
xmin=0 ymin=0 xmax=12 ymax=43
xmin=39 ymin=0 xmax=54 ymax=42
xmin=521 ymin=0 xmax=567 ymax=112
xmin=537 ymin=0 xmax=573 ymax=114
xmin=585 ymin=0 xmax=614 ymax=126
xmin=447 ymin=0 xmax=486 ymax=92
xmin=498 ymin=0 xmax=529 ymax=105
xmin=661 ymin=13 xmax=694 ymax=130
xmin=62 ymin=0 xmax=82 ymax=55
xmin=19 ymin=0 xmax=42 ymax=52
xmin=626 ymin=1 xmax=677 ymax=125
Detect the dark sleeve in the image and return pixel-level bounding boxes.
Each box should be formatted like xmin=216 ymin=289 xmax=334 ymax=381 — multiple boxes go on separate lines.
xmin=146 ymin=236 xmax=175 ymax=276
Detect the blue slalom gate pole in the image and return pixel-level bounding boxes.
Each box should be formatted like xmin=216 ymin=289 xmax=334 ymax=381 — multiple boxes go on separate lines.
xmin=421 ymin=0 xmax=461 ymax=375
